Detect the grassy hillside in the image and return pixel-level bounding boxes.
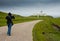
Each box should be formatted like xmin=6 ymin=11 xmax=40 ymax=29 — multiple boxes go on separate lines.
xmin=0 ymin=12 xmax=7 ymax=26
xmin=0 ymin=11 xmax=38 ymax=27
xmin=33 ymin=17 xmax=60 ymax=41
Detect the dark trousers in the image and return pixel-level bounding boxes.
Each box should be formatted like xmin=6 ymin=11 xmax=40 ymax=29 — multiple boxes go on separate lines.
xmin=7 ymin=23 xmax=12 ymax=36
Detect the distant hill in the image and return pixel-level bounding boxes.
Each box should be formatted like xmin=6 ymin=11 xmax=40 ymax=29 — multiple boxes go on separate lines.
xmin=0 ymin=11 xmax=23 ymax=18
xmin=29 ymin=15 xmax=53 ymax=18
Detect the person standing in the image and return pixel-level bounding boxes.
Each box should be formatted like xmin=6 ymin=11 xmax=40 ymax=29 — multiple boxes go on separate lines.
xmin=6 ymin=12 xmax=15 ymax=36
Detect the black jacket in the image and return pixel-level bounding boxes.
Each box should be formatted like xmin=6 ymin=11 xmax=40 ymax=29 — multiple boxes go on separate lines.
xmin=6 ymin=15 xmax=15 ymax=25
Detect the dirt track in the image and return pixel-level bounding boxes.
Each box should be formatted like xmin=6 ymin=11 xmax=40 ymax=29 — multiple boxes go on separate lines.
xmin=0 ymin=20 xmax=41 ymax=41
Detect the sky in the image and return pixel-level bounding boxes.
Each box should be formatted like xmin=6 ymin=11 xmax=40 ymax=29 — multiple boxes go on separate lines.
xmin=0 ymin=0 xmax=60 ymax=17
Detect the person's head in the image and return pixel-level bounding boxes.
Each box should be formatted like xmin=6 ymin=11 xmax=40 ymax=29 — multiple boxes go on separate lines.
xmin=8 ymin=12 xmax=12 ymax=16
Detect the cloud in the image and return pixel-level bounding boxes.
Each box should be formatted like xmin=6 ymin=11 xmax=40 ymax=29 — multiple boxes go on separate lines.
xmin=0 ymin=0 xmax=60 ymax=6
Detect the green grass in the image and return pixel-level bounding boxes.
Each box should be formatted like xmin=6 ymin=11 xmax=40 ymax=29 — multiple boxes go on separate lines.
xmin=33 ymin=17 xmax=60 ymax=41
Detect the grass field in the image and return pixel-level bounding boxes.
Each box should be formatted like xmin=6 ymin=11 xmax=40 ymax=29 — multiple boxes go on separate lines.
xmin=33 ymin=17 xmax=60 ymax=41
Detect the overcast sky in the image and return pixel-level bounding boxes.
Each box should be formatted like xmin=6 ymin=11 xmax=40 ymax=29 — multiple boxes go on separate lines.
xmin=0 ymin=0 xmax=60 ymax=17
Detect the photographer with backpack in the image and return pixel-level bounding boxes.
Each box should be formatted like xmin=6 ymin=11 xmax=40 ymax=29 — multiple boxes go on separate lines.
xmin=6 ymin=12 xmax=15 ymax=36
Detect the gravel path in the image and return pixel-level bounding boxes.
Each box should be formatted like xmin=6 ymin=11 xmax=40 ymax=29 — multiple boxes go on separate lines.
xmin=0 ymin=20 xmax=41 ymax=41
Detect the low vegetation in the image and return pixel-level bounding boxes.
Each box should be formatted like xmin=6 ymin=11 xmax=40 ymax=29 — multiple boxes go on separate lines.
xmin=33 ymin=17 xmax=60 ymax=41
